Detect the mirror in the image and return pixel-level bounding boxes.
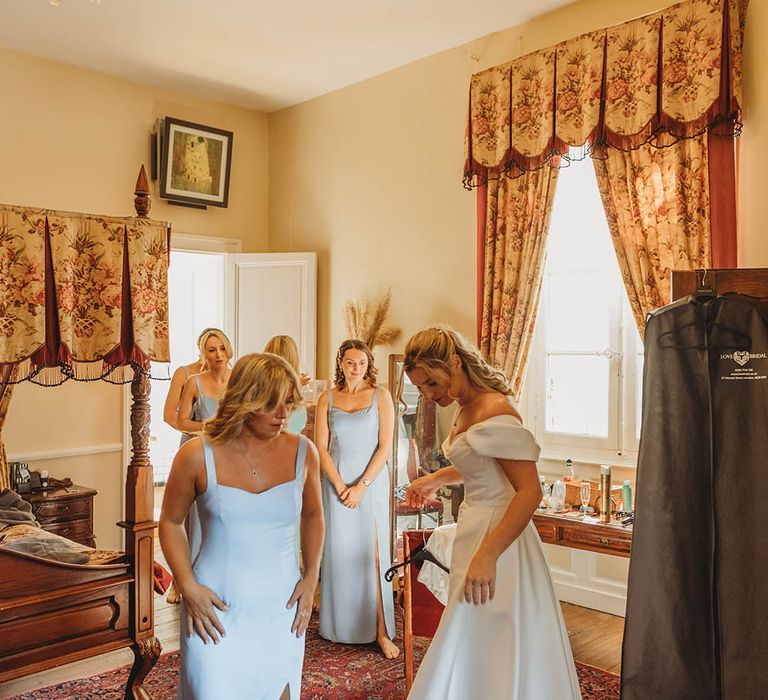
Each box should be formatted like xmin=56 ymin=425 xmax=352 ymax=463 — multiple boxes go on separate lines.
xmin=388 ymin=354 xmax=462 ymax=560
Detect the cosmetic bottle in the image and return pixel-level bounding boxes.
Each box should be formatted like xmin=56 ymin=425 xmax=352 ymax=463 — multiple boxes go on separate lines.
xmin=599 ymin=464 xmax=612 ymax=523
xmin=622 ymin=479 xmax=632 ymax=512
xmin=550 ymin=480 xmax=566 ymax=511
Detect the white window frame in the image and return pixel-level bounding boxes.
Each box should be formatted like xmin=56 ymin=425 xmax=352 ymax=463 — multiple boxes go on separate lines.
xmin=524 ymin=265 xmax=642 ymax=469
xmin=121 ymin=233 xmax=241 ymax=506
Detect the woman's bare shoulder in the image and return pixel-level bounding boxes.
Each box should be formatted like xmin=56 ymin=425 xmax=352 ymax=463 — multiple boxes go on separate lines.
xmin=475 ymin=392 xmax=521 ymax=422
xmin=174 ymin=437 xmax=206 ymax=473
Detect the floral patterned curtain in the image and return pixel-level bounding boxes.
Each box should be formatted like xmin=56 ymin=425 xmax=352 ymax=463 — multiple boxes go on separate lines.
xmin=480 ymin=167 xmax=559 ymax=399
xmin=593 ymin=135 xmax=712 ymax=335
xmin=464 ymin=0 xmax=746 ymax=184
xmin=468 ymin=0 xmax=746 ymax=364
xmin=0 ymin=205 xmax=170 ymax=386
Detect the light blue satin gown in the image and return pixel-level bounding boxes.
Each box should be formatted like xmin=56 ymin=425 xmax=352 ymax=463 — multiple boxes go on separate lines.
xmin=178 ymin=435 xmax=308 ymax=700
xmin=179 ymin=375 xmax=219 ymax=561
xmin=319 ymin=387 xmax=395 ymax=643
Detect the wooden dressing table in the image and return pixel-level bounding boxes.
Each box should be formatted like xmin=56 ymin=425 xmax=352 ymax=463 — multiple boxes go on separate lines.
xmin=533 ymin=510 xmax=632 ymax=558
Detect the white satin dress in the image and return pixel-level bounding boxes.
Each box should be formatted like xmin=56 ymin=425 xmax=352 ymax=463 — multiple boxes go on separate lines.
xmin=408 ymin=415 xmax=582 ymax=700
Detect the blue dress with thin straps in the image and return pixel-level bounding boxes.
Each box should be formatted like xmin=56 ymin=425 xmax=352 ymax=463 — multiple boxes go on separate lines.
xmin=178 ymin=435 xmax=309 ymax=700
xmin=179 ymin=375 xmax=220 ymax=563
xmin=319 ymin=387 xmax=395 ymax=643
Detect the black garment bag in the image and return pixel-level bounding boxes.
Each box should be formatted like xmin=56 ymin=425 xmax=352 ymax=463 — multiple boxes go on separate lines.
xmin=621 ymin=294 xmax=768 ymax=699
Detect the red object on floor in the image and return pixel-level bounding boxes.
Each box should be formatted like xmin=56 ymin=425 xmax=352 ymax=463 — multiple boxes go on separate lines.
xmin=153 ymin=561 xmax=172 ymax=595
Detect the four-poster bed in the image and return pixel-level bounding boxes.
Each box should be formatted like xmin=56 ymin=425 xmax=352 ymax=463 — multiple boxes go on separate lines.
xmin=0 ymin=167 xmax=169 ymax=699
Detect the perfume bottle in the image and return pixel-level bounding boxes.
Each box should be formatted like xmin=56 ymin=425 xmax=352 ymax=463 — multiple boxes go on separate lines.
xmin=622 ymin=479 xmax=633 ymax=512
xmin=563 ymin=458 xmax=576 ymax=483
xmin=599 ymin=464 xmax=612 ymax=523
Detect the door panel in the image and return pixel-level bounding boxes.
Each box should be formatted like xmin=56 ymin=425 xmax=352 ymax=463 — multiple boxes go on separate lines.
xmin=226 ymin=253 xmax=317 ymax=375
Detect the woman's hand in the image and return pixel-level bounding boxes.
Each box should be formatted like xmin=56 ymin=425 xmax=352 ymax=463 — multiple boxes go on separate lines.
xmin=181 ymin=581 xmax=228 ymax=643
xmin=286 ymin=575 xmax=317 ymax=637
xmin=464 ymin=550 xmax=497 ymax=605
xmin=405 ymin=473 xmax=440 ymax=509
xmin=300 ymin=372 xmax=311 ymax=386
xmin=340 ymin=482 xmax=366 ymax=509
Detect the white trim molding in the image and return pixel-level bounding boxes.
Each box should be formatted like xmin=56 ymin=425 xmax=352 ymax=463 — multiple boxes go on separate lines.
xmin=171 ymin=232 xmax=242 ymax=253
xmin=546 ymin=547 xmax=628 ymax=617
xmin=7 ymin=443 xmax=123 ymax=462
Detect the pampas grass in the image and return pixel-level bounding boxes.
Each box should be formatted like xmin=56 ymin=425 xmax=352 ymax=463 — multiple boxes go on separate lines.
xmin=343 ymin=288 xmax=401 ymax=350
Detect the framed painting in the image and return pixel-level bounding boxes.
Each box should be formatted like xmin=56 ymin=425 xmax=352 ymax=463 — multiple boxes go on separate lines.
xmin=158 ymin=117 xmax=233 ymax=208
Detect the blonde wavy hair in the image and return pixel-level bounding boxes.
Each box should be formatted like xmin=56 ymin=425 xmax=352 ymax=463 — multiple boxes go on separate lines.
xmin=198 ymin=329 xmax=233 ymax=363
xmin=334 ymin=339 xmax=377 ymax=389
xmin=263 ymin=335 xmax=300 ymax=374
xmin=403 ymin=325 xmax=511 ymax=395
xmin=204 ymin=353 xmax=303 ymax=445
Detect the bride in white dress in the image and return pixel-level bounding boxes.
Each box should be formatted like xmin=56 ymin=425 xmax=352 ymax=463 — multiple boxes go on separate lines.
xmin=404 ymin=326 xmax=581 ymax=700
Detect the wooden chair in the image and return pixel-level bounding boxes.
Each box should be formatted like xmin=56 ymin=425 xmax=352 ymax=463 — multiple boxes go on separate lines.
xmin=401 ymin=529 xmax=445 ymax=692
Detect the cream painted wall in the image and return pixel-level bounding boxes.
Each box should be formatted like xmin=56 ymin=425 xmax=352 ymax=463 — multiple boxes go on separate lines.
xmin=268 ymin=47 xmax=477 ymax=379
xmin=1 ymin=48 xmax=270 ymax=548
xmin=269 ymin=0 xmax=767 ymax=376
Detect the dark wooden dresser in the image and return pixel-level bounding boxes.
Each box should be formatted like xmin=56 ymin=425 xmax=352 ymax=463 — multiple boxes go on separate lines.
xmin=21 ymin=485 xmax=98 ymax=548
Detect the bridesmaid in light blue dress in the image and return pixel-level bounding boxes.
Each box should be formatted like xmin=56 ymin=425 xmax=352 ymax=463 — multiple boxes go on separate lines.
xmin=178 ymin=375 xmax=220 ymax=561
xmin=177 ymin=331 xmax=233 ymax=566
xmin=315 ymin=339 xmax=398 ymax=659
xmin=263 ymin=335 xmax=309 ymax=436
xmin=160 ymin=353 xmax=324 ymax=700
xmin=165 ymin=329 xmax=232 ymax=605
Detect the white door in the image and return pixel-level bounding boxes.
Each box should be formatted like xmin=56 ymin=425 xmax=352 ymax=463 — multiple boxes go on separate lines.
xmin=225 ymin=252 xmax=317 ymax=375
xmin=146 ymin=249 xmax=316 ymax=487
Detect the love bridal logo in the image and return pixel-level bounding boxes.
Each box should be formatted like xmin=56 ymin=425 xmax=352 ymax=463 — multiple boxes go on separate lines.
xmin=720 ymin=351 xmax=767 ymax=366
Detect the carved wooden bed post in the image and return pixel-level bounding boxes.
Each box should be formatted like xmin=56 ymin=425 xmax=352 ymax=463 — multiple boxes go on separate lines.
xmin=119 ymin=165 xmax=162 ymax=699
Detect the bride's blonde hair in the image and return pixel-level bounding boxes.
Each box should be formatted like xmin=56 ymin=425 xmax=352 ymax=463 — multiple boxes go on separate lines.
xmin=403 ymin=325 xmax=511 ymax=395
xmin=204 ymin=353 xmax=303 ymax=445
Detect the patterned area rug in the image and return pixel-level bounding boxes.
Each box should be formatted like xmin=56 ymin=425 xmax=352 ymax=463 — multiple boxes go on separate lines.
xmin=8 ymin=613 xmax=620 ymax=699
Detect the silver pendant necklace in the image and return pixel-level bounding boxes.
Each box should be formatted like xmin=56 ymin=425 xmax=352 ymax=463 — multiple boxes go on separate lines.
xmin=238 ymin=437 xmax=276 ymax=479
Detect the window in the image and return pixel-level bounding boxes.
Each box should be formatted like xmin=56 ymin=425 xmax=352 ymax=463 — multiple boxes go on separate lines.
xmin=524 ymin=156 xmax=643 ymax=465
xmin=149 ymin=248 xmax=226 ymax=484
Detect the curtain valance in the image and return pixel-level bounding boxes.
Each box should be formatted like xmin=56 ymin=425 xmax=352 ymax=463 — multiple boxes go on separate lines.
xmin=0 ymin=205 xmax=170 ymax=385
xmin=464 ymin=0 xmax=746 ymax=186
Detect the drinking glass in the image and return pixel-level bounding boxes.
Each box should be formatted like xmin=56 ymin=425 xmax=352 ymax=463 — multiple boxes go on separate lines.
xmin=580 ymin=481 xmax=591 ymax=516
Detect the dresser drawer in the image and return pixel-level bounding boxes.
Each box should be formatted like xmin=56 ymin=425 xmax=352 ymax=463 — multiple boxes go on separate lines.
xmin=561 ymin=527 xmax=632 ymax=555
xmin=32 ymin=497 xmax=91 ymax=523
xmin=534 ymin=519 xmax=558 ymax=544
xmin=44 ymin=518 xmax=94 ymax=547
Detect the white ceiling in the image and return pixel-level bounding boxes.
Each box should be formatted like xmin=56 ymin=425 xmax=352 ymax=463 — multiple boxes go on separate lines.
xmin=0 ymin=0 xmax=574 ymax=112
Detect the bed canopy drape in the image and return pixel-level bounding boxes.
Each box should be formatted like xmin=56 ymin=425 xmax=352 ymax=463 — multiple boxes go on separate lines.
xmin=0 ymin=199 xmax=170 ymax=386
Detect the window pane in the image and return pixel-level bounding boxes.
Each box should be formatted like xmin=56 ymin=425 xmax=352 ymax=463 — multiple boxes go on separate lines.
xmin=546 ymin=355 xmax=610 ymax=437
xmin=546 ymin=271 xmax=612 ymax=352
xmin=547 ymin=157 xmax=615 ymax=274
xmin=149 ymin=251 xmax=226 ymax=485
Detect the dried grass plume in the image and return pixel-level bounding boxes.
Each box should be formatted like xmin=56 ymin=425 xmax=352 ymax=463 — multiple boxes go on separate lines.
xmin=343 ymin=288 xmax=401 ymax=350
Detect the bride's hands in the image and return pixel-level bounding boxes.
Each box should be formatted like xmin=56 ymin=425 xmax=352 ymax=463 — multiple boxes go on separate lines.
xmin=181 ymin=581 xmax=229 ymax=643
xmin=464 ymin=550 xmax=497 ymax=605
xmin=405 ymin=473 xmax=440 ymax=509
